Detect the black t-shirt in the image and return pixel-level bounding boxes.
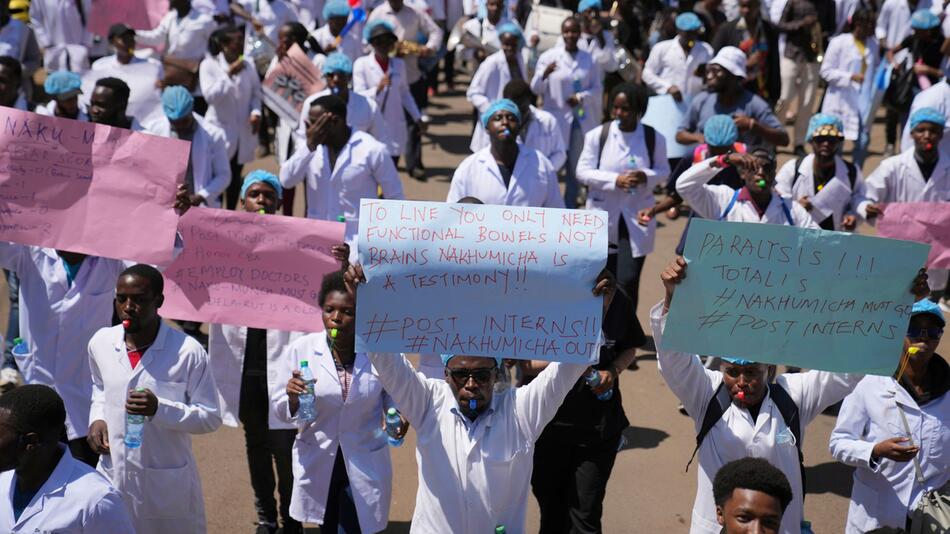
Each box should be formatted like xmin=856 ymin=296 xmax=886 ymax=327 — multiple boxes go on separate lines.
xmin=243 ymin=328 xmax=268 ymax=376
xmin=538 ymin=289 xmax=646 ymax=445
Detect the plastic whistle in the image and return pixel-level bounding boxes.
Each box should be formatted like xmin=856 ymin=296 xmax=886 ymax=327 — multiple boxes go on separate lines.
xmin=258 ymin=209 xmax=266 ymax=214
xmin=687 ymin=40 xmax=695 ymax=48
xmin=501 ymin=128 xmax=510 ymax=136
xmin=469 ymin=399 xmax=477 ymax=411
xmin=330 ymin=328 xmax=338 ymax=339
xmin=736 ymin=390 xmax=746 ymax=401
xmin=756 ymin=179 xmax=767 ymax=188
xmin=122 ymin=320 xmax=131 ymax=329
xmin=238 ymin=54 xmax=245 ymax=62
xmin=908 ymin=347 xmax=920 ymax=355
xmin=926 ymin=143 xmax=934 ymax=151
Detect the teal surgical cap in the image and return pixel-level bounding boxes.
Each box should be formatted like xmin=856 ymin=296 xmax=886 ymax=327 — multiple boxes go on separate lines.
xmin=323 ymin=0 xmax=350 ymax=20
xmin=805 ymin=112 xmax=844 ymax=141
xmin=496 ymin=21 xmax=524 ymax=46
xmin=676 ymin=12 xmax=703 ymax=32
xmin=240 ymin=170 xmax=283 ymax=200
xmin=44 ymin=71 xmax=82 ymax=98
xmin=721 ymin=357 xmax=757 ymax=366
xmin=910 ymin=107 xmax=946 ymax=129
xmin=441 ymin=354 xmax=504 ymax=368
xmin=364 ymin=19 xmax=396 ymax=42
xmin=912 ymin=299 xmax=946 ymax=326
xmin=323 ymin=52 xmax=353 ymax=74
xmin=578 ymin=0 xmax=601 ymax=13
xmin=910 ymin=9 xmax=940 ymax=29
xmin=480 ymin=98 xmax=521 ymax=128
xmin=703 ymin=114 xmax=738 ymax=147
xmin=161 ymin=85 xmax=194 ymax=120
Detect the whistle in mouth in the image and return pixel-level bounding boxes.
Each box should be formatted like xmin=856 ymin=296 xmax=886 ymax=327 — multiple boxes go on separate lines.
xmin=756 ymin=179 xmax=767 ymax=188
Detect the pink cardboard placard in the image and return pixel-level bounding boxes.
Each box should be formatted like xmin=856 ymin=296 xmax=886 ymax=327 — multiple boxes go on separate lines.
xmin=877 ymin=202 xmax=950 ymax=269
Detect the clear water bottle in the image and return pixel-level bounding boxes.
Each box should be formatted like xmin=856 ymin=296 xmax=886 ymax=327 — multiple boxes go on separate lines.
xmin=11 ymin=337 xmax=28 ymax=358
xmin=297 ymin=361 xmax=316 ymax=421
xmin=125 ymin=387 xmax=146 ymax=449
xmin=573 ymin=76 xmax=585 ymax=119
xmin=584 ymin=369 xmax=613 ymax=401
xmin=385 ymin=407 xmax=404 ymax=447
xmin=625 ymin=155 xmax=639 ymax=194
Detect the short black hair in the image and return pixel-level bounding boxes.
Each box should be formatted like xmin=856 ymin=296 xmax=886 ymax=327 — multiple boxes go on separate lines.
xmin=0 ymin=55 xmax=22 ymax=80
xmin=312 ymin=94 xmax=348 ymax=121
xmin=318 ymin=269 xmax=347 ymax=306
xmin=609 ymin=82 xmax=649 ymax=117
xmin=713 ymin=457 xmax=793 ymax=512
xmin=503 ymin=80 xmax=535 ymax=104
xmin=282 ymin=21 xmax=310 ymax=47
xmin=95 ymin=77 xmax=131 ymax=105
xmin=457 ymin=196 xmax=484 ymax=204
xmin=120 ymin=264 xmax=164 ymax=296
xmin=0 ymin=384 xmax=66 ymax=439
xmin=209 ymin=25 xmax=243 ymax=56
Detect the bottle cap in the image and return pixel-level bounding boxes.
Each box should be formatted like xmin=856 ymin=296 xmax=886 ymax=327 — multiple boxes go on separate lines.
xmin=337 ymin=215 xmax=345 ymax=222
xmin=12 ymin=337 xmax=21 ymax=344
xmin=387 ymin=407 xmax=398 ymax=416
xmin=300 ymin=360 xmax=309 ymax=367
xmin=135 ymin=386 xmax=145 ymax=392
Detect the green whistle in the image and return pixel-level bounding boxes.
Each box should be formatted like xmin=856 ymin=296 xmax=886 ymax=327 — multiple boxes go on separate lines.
xmin=258 ymin=209 xmax=266 ymax=214
xmin=330 ymin=328 xmax=338 ymax=338
xmin=756 ymin=179 xmax=767 ymax=188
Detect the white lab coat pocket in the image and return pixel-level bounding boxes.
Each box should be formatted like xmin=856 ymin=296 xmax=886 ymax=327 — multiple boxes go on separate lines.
xmin=142 ymin=464 xmax=196 ymax=519
xmin=154 ymin=380 xmax=188 ymax=404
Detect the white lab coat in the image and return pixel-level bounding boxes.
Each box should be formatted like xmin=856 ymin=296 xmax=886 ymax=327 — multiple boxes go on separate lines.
xmin=651 ymin=302 xmax=862 ymax=534
xmin=0 ymin=445 xmax=135 ymax=533
xmin=87 ymin=55 xmax=166 ymax=128
xmin=271 ymin=335 xmax=393 ymax=532
xmin=135 ymin=8 xmax=217 ymax=62
xmin=208 ymin=325 xmax=304 ymax=429
xmin=280 ymin=130 xmax=405 ymax=246
xmin=144 ymin=113 xmax=232 ymax=208
xmin=88 ymin=323 xmax=222 ymax=534
xmin=313 ymin=23 xmax=365 ymax=63
xmin=775 ymin=154 xmax=867 ymax=230
xmin=830 ymin=372 xmax=950 ymax=533
xmin=0 ymin=245 xmax=131 ymax=440
xmin=466 ymin=50 xmax=527 ymax=151
xmin=298 ymin=88 xmax=379 ymax=138
xmin=529 ymin=46 xmax=601 ymax=147
xmin=367 ymin=1 xmax=443 ymax=84
xmin=470 ymin=105 xmax=567 ymax=170
xmin=875 ymin=0 xmax=935 ymax=50
xmin=239 ymin=0 xmax=300 ymax=48
xmin=900 ymin=80 xmax=950 ymax=154
xmin=676 ymin=157 xmax=821 ymax=228
xmin=35 ymin=100 xmax=89 ymax=121
xmin=642 ymin=38 xmax=714 ymax=102
xmin=353 ymin=54 xmax=421 ymax=156
xmin=369 ymin=351 xmax=587 ymax=533
xmin=29 ymin=0 xmax=91 ymax=72
xmin=200 ymin=53 xmax=263 ymax=164
xmin=447 ymin=145 xmax=565 ymax=208
xmin=576 ymin=121 xmax=670 ymax=257
xmin=819 ymin=33 xmax=879 ymax=140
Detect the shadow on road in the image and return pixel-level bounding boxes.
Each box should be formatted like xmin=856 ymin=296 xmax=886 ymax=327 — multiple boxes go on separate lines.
xmin=309 ymin=522 xmax=411 ymax=533
xmin=805 ymin=461 xmax=854 ymax=498
xmin=620 ymin=425 xmax=670 ymax=451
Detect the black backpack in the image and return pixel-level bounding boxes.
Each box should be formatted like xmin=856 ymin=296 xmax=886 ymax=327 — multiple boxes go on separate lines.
xmin=597 ymin=122 xmax=656 ymax=169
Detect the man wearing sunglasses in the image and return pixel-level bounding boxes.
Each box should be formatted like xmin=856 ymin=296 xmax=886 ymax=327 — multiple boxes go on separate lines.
xmin=344 ymin=263 xmax=613 ymax=534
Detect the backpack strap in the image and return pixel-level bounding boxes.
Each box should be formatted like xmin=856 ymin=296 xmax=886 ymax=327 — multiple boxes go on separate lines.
xmin=791 ymin=157 xmax=803 ymax=190
xmin=644 ymin=124 xmax=656 ymax=169
xmin=845 ymin=160 xmax=857 ymax=189
xmin=686 ymin=382 xmax=732 ymax=472
xmin=596 ymin=123 xmax=611 ymax=168
xmin=779 ymin=197 xmax=795 ymax=226
xmin=719 ymin=189 xmax=740 ymax=221
xmin=768 ymin=383 xmax=806 ymax=496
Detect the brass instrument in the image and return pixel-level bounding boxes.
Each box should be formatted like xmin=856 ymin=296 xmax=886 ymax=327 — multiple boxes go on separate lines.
xmin=394 ymin=39 xmax=428 ymax=57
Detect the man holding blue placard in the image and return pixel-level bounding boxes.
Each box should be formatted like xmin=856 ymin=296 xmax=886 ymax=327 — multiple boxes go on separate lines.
xmin=652 ymin=256 xmax=930 ymax=534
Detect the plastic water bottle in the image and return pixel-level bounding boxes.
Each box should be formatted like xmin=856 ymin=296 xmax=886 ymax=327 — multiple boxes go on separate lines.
xmin=125 ymin=387 xmax=146 ymax=449
xmin=297 ymin=361 xmax=316 ymax=421
xmin=572 ymin=76 xmax=585 ymax=119
xmin=585 ymin=369 xmax=613 ymax=401
xmin=625 ymin=156 xmax=639 ymax=194
xmin=11 ymin=338 xmax=28 ymax=358
xmin=385 ymin=407 xmax=403 ymax=447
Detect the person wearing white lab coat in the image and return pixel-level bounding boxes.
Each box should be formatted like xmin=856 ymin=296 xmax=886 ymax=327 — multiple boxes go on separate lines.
xmin=298 ymin=52 xmax=378 ymax=140
xmin=237 ymin=0 xmax=300 ymax=53
xmin=28 ymin=0 xmax=91 ymax=72
xmin=0 ymin=8 xmax=40 ymax=86
xmin=818 ymin=10 xmax=878 ymax=167
xmin=88 ymin=25 xmax=165 ymax=127
xmin=530 ymin=16 xmax=601 ymax=208
xmin=136 ymin=0 xmax=217 ymax=62
xmin=830 ymin=299 xmax=950 ymax=534
xmin=87 ymin=265 xmax=222 ymax=534
xmin=900 ymin=80 xmax=950 ymax=155
xmin=353 ymin=21 xmax=423 ymax=162
xmin=859 ymin=107 xmax=950 ymax=296
xmin=653 ymin=257 xmax=873 ymax=534
xmin=0 ymin=385 xmax=135 ymax=533
xmin=145 ymin=86 xmax=231 ymax=209
xmin=367 ymin=0 xmax=443 ymax=87
xmin=471 ymin=80 xmax=567 ymax=171
xmin=573 ymin=0 xmax=619 ymax=83
xmin=273 ymin=271 xmax=401 ymax=533
xmin=313 ymin=0 xmax=364 ymax=63
xmin=458 ymin=0 xmax=510 ymax=63
xmin=448 ymin=98 xmax=564 ymax=208
xmin=35 ymin=70 xmax=88 ymax=121
xmin=201 ymin=25 xmax=263 ymax=209
xmin=281 ymin=94 xmax=404 ymax=261
xmin=467 ymin=23 xmax=527 ymax=153
xmin=676 ymin=147 xmax=820 ymax=228
xmin=577 ymin=83 xmax=669 ymax=313
xmin=642 ymin=13 xmax=714 ymax=104
xmin=875 ymin=0 xmax=934 ymax=51
xmin=775 ymin=114 xmax=866 ymax=231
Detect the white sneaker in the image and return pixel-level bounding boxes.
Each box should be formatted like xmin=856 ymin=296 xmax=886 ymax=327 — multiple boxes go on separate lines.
xmin=0 ymin=368 xmax=21 ymax=393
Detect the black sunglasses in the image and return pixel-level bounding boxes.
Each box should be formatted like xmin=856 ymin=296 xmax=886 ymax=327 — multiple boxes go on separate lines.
xmin=447 ymin=367 xmax=496 ymax=385
xmin=907 ymin=326 xmax=944 ymax=339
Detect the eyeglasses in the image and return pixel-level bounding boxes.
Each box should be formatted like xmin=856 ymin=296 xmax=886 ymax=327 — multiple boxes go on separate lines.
xmin=907 ymin=326 xmax=944 ymax=339
xmin=447 ymin=367 xmax=496 ymax=385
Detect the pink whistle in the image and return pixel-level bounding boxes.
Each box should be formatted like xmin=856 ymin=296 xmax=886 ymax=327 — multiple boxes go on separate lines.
xmin=736 ymin=390 xmax=746 ymax=401
xmin=926 ymin=143 xmax=934 ymax=151
xmin=122 ymin=320 xmax=131 ymax=329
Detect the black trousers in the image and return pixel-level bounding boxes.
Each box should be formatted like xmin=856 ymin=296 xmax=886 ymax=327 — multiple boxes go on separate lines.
xmin=405 ymin=77 xmax=428 ymax=172
xmin=239 ymin=373 xmax=297 ymax=527
xmin=531 ymin=430 xmax=621 ymax=534
xmin=323 ymin=447 xmax=361 ymax=533
xmin=226 ymin=154 xmax=245 ymax=210
xmin=605 ymin=218 xmax=646 ymax=313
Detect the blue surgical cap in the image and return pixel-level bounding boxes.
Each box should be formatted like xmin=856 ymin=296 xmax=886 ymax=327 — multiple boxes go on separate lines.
xmin=703 ymin=115 xmax=738 ymax=147
xmin=496 ymin=21 xmax=524 ymax=46
xmin=910 ymin=9 xmax=940 ymax=30
xmin=805 ymin=112 xmax=844 ymax=141
xmin=323 ymin=52 xmax=353 ymax=75
xmin=240 ymin=170 xmax=283 ymax=200
xmin=910 ymin=107 xmax=947 ymax=129
xmin=578 ymin=0 xmax=601 ymax=13
xmin=721 ymin=357 xmax=757 ymax=366
xmin=441 ymin=354 xmax=505 ymax=368
xmin=364 ymin=19 xmax=396 ymax=42
xmin=911 ymin=299 xmax=946 ymax=326
xmin=44 ymin=71 xmax=82 ymax=97
xmin=676 ymin=12 xmax=703 ymax=32
xmin=161 ymin=85 xmax=194 ymax=120
xmin=480 ymin=98 xmax=521 ymax=128
xmin=322 ymin=0 xmax=351 ymax=20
